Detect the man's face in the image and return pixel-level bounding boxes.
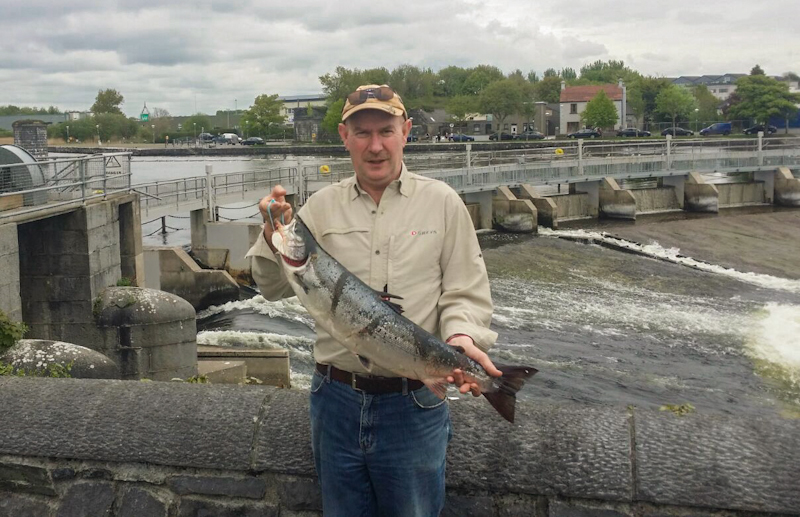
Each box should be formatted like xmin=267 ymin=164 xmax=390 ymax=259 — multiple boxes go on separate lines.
xmin=338 ymin=110 xmax=412 ymax=193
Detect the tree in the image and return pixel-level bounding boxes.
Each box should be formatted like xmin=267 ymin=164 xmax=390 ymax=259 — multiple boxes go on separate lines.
xmin=527 ymin=71 xmax=539 ymax=84
xmin=691 ymin=85 xmax=721 ymax=125
xmin=560 ymin=67 xmax=577 ymax=80
xmin=750 ymin=64 xmax=765 ymax=76
xmin=321 ymin=99 xmax=345 ymax=135
xmin=240 ymin=94 xmax=284 ymax=138
xmin=581 ymin=90 xmax=618 ymax=129
xmin=535 ymin=76 xmax=563 ymax=104
xmin=783 ymin=71 xmax=800 ymax=82
xmin=461 ymin=65 xmax=504 ymax=95
xmin=655 ymin=85 xmax=697 ymax=130
xmin=479 ymin=80 xmax=523 ymax=130
xmin=579 ymin=60 xmax=639 ymax=84
xmin=727 ymin=75 xmax=800 ymax=127
xmin=543 ymin=68 xmax=558 ymax=78
xmin=628 ymin=76 xmax=672 ymax=124
xmin=445 ymin=95 xmax=478 ymax=133
xmin=184 ymin=113 xmax=212 ymax=134
xmin=436 ymin=66 xmax=471 ymax=97
xmin=90 ymin=89 xmax=124 ymax=115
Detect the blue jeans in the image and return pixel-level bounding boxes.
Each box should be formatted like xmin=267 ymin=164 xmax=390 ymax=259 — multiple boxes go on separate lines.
xmin=310 ymin=369 xmax=452 ymax=517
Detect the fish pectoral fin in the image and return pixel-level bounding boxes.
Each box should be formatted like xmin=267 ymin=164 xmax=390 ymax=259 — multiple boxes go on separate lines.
xmin=293 ymin=272 xmax=310 ymax=294
xmin=422 ymin=379 xmax=449 ymax=400
xmin=382 ymin=299 xmax=404 ymax=315
xmin=356 ymin=355 xmax=373 ymax=371
xmin=378 ymin=284 xmax=404 ymax=300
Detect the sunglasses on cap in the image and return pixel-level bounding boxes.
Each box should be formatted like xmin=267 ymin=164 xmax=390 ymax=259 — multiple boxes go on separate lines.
xmin=346 ymin=86 xmax=396 ymax=105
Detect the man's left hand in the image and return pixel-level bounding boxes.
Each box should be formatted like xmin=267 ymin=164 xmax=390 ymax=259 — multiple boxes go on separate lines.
xmin=446 ymin=335 xmax=502 ymax=397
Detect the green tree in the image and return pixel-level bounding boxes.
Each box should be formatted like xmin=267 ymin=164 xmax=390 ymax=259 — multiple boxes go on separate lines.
xmin=184 ymin=114 xmax=212 ymax=134
xmin=436 ymin=66 xmax=470 ymax=97
xmin=581 ymin=90 xmax=618 ymax=129
xmin=691 ymin=85 xmax=721 ymax=125
xmin=535 ymin=76 xmax=563 ymax=104
xmin=750 ymin=64 xmax=765 ymax=76
xmin=655 ymin=85 xmax=697 ymax=131
xmin=479 ymin=79 xmax=523 ymax=130
xmin=728 ymin=75 xmax=800 ymax=128
xmin=461 ymin=65 xmax=504 ymax=95
xmin=579 ymin=60 xmax=639 ymax=84
xmin=240 ymin=94 xmax=284 ymax=138
xmin=628 ymin=76 xmax=672 ymax=124
xmin=321 ymin=99 xmax=345 ymax=135
xmin=560 ymin=67 xmax=577 ymax=80
xmin=320 ymin=66 xmax=367 ymax=104
xmin=445 ymin=95 xmax=478 ymax=133
xmin=90 ymin=89 xmax=124 ymax=115
xmin=527 ymin=70 xmax=540 ymax=83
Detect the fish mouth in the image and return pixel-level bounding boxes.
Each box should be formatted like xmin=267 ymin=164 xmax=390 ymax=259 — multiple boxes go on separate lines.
xmin=279 ymin=254 xmax=307 ymax=267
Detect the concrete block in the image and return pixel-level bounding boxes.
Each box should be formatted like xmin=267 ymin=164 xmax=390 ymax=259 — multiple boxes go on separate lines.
xmin=146 ymin=342 xmax=198 ymax=380
xmin=197 ymin=346 xmax=290 ymax=387
xmin=0 ymin=282 xmax=21 ymax=321
xmin=548 ymin=500 xmax=630 ymax=517
xmin=0 ymin=223 xmax=18 ymax=254
xmin=775 ymin=166 xmax=800 ymax=206
xmin=22 ymin=275 xmax=92 ymax=302
xmin=684 ymin=172 xmax=718 ymax=213
xmin=0 ymin=494 xmax=52 ymax=517
xmin=168 ymin=475 xmax=266 ymax=499
xmin=40 ymin=230 xmax=88 ymax=256
xmin=86 ymin=223 xmax=120 ymax=253
xmin=278 ymin=478 xmax=322 ymax=512
xmin=198 ymin=360 xmax=247 ymax=384
xmin=143 ymin=247 xmax=162 ymax=290
xmin=177 ymin=498 xmax=278 ymax=517
xmin=22 ymin=300 xmax=92 ymax=325
xmin=635 ymin=410 xmax=800 ymax=514
xmin=24 ymin=254 xmax=89 ymax=276
xmin=83 ymin=201 xmax=118 ymax=231
xmin=442 ymin=495 xmax=494 ymax=517
xmin=127 ymin=321 xmax=197 ymax=348
xmin=90 ymin=267 xmax=123 ymax=296
xmin=599 ymin=178 xmax=636 ymax=220
xmin=88 ymin=244 xmax=121 ymax=276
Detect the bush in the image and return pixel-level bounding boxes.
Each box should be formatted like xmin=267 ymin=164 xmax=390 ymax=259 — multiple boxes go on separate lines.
xmin=0 ymin=310 xmax=27 ymax=354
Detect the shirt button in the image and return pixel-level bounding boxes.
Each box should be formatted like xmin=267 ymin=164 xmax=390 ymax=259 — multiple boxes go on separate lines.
xmin=375 ymin=250 xmax=380 ymax=255
xmin=371 ymin=210 xmax=376 ymax=214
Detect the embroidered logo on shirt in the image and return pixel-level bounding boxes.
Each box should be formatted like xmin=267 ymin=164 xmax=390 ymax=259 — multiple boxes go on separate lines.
xmin=410 ymin=230 xmax=438 ymax=236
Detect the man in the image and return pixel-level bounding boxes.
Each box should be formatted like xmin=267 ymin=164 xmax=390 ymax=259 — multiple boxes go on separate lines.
xmin=247 ymin=84 xmax=499 ymax=516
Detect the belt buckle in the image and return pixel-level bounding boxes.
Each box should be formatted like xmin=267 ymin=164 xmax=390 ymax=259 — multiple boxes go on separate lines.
xmin=351 ymin=373 xmax=360 ymax=391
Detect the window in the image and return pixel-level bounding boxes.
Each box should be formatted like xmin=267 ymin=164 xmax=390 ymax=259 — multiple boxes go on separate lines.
xmin=570 ymin=103 xmax=578 ymax=114
xmin=473 ymin=124 xmax=480 ymax=133
xmin=719 ymin=88 xmax=728 ymax=93
xmin=503 ymin=123 xmax=509 ymax=130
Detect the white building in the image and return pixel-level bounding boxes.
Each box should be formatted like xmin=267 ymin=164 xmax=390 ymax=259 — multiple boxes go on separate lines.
xmin=559 ymin=82 xmax=631 ymax=134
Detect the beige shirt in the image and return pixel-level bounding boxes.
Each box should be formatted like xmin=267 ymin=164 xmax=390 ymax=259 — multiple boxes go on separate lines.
xmin=246 ymin=163 xmax=497 ymax=376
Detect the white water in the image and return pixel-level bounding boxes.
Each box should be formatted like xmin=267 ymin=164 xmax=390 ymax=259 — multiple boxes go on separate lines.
xmin=542 ymin=228 xmax=800 ymax=294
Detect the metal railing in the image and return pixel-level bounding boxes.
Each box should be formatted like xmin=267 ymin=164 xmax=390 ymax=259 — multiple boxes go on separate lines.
xmin=0 ymin=153 xmax=132 ymax=220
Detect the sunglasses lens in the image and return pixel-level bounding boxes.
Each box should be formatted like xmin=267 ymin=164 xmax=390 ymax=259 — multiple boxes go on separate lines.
xmin=347 ymin=87 xmax=395 ymax=105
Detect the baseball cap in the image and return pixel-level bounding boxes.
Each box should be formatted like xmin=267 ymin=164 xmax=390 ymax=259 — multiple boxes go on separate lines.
xmin=341 ymin=84 xmax=407 ymax=122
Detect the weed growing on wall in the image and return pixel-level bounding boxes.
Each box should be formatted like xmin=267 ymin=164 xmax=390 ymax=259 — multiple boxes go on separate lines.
xmin=0 ymin=310 xmax=27 ymax=354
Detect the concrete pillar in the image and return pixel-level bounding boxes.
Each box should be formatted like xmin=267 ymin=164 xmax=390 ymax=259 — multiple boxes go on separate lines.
xmin=492 ymin=186 xmax=537 ymax=233
xmin=517 ymin=184 xmax=558 ymax=228
xmin=599 ymin=177 xmax=636 ymax=220
xmin=463 ymin=191 xmax=493 ymax=230
xmin=684 ymin=172 xmax=719 ymax=213
xmin=0 ymin=222 xmax=22 ymax=322
xmin=774 ymin=166 xmax=800 ymax=206
xmin=190 ymin=208 xmax=209 ymax=251
xmin=661 ymin=175 xmax=686 ymax=208
xmin=119 ymin=199 xmax=144 ymax=286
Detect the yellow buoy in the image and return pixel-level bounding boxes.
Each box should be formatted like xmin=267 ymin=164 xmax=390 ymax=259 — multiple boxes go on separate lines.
xmin=555 ymin=148 xmax=564 ymax=156
xmin=319 ymin=165 xmax=331 ymax=174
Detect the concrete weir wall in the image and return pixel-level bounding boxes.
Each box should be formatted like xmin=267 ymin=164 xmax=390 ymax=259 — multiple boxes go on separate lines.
xmin=629 ymin=187 xmax=680 ymax=214
xmin=1 ymin=378 xmax=798 ymax=517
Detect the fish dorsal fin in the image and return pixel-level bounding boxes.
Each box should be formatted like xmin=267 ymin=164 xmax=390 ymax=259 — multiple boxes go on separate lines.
xmin=378 ymin=284 xmax=404 ymax=314
xmin=357 ymin=355 xmax=373 ymax=372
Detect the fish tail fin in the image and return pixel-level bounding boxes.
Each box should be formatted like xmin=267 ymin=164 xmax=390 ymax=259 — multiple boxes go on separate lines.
xmin=483 ymin=365 xmax=538 ymax=424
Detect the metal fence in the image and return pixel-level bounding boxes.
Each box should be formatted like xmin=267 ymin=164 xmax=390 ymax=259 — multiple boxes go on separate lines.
xmin=0 ymin=153 xmax=131 ymax=219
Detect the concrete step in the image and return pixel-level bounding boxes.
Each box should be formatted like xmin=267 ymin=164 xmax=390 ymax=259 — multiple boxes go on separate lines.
xmin=197 ymin=346 xmax=291 ymax=388
xmin=197 ymin=360 xmax=247 ymax=384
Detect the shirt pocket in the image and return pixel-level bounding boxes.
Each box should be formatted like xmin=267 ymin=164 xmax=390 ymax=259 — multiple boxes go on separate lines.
xmin=319 ymin=226 xmax=372 ymax=280
xmin=388 ymin=229 xmax=442 ymax=296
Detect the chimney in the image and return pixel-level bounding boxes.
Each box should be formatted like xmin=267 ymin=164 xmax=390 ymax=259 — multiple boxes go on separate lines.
xmin=560 ymin=81 xmax=566 ymax=91
xmin=618 ymin=79 xmax=627 ymax=130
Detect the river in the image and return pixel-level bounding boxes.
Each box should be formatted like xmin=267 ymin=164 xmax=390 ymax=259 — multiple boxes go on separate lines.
xmin=130 ymin=156 xmax=800 ymax=419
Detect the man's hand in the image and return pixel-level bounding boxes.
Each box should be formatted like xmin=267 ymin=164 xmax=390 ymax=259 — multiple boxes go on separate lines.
xmin=446 ymin=335 xmax=502 ymax=397
xmin=258 ymin=185 xmax=293 ymax=252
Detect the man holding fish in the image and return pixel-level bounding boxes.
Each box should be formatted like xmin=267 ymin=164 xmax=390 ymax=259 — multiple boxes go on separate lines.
xmin=247 ymin=84 xmax=535 ymax=517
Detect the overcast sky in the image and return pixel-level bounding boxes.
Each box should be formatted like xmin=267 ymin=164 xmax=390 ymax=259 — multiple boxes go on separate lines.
xmin=1 ymin=0 xmax=797 ymax=117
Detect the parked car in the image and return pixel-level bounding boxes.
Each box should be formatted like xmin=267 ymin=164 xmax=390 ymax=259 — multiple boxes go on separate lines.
xmin=406 ymin=134 xmax=419 ymax=142
xmin=661 ymin=127 xmax=694 ymax=137
xmin=699 ymin=122 xmax=732 ymax=136
xmin=198 ymin=132 xmax=214 ymax=143
xmin=567 ymin=128 xmax=602 ymax=139
xmin=616 ymin=128 xmax=651 ymax=137
xmin=514 ymin=130 xmax=545 ymax=140
xmin=449 ymin=133 xmax=474 ymax=142
xmin=489 ymin=131 xmax=514 ymax=141
xmin=211 ymin=134 xmax=228 ymax=145
xmin=743 ymin=124 xmax=778 ymax=135
xmin=241 ymin=137 xmax=265 ymax=146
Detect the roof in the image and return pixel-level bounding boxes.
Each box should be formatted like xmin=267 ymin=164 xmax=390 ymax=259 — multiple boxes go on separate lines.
xmin=279 ymin=94 xmax=327 ymax=103
xmin=560 ymin=85 xmax=623 ymax=103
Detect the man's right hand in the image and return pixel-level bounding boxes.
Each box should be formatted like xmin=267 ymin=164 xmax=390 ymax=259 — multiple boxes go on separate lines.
xmin=259 ymin=185 xmax=293 ymax=253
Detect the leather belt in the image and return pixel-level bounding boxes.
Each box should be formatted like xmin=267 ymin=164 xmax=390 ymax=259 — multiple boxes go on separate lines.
xmin=316 ymin=363 xmax=424 ymax=394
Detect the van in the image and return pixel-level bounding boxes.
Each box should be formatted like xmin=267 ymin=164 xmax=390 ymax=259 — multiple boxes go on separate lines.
xmin=221 ymin=132 xmax=240 ymax=144
xmin=699 ymin=122 xmax=732 ymax=136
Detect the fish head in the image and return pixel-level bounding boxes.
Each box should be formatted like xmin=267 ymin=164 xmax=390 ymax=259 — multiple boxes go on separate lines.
xmin=273 ymin=216 xmax=311 ymax=267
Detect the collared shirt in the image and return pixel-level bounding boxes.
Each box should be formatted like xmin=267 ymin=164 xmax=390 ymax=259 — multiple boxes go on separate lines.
xmin=246 ymin=163 xmax=497 ymax=376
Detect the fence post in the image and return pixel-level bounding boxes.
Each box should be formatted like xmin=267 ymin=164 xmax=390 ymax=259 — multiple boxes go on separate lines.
xmin=79 ymin=159 xmax=86 ymax=203
xmin=757 ymin=131 xmax=764 ymax=166
xmin=466 ymin=143 xmax=472 ymax=185
xmin=578 ymin=139 xmax=584 ymax=176
xmin=666 ymin=134 xmax=672 ymax=170
xmin=205 ymin=164 xmax=215 ymax=222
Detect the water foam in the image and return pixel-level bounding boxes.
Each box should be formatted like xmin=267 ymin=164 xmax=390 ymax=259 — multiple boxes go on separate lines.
xmin=745 ymin=303 xmax=800 ymax=403
xmin=197 ymin=295 xmax=314 ymax=328
xmin=542 ymin=228 xmax=800 ymax=294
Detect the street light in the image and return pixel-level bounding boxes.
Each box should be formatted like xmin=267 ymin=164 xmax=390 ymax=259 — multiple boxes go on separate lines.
xmin=193 ymin=122 xmax=197 ymax=145
xmin=96 ymin=124 xmax=100 ymax=145
xmin=66 ymin=125 xmax=70 ymax=144
xmin=152 ymin=124 xmax=155 ymax=145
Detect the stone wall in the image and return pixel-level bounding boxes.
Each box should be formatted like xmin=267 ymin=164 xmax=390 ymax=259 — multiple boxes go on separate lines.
xmin=629 ymin=187 xmax=681 ymax=214
xmin=0 ymin=222 xmax=21 ymax=321
xmin=718 ymin=182 xmax=765 ymax=207
xmin=1 ymin=377 xmax=797 ymax=517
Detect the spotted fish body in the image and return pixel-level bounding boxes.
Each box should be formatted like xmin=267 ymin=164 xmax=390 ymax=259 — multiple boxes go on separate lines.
xmin=274 ymin=216 xmax=537 ymax=423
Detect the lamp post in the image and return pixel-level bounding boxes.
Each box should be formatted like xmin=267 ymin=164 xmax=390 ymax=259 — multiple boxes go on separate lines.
xmin=694 ymin=108 xmax=699 ymax=133
xmin=152 ymin=124 xmax=155 ymax=145
xmin=193 ymin=122 xmax=197 ymax=146
xmin=96 ymin=124 xmax=100 ymax=145
xmin=66 ymin=125 xmax=70 ymax=144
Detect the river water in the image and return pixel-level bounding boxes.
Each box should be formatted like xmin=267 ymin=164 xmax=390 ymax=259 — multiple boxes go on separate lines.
xmin=130 ymin=156 xmax=800 ymax=419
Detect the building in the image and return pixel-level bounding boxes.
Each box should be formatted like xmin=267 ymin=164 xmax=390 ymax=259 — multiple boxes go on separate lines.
xmin=279 ymin=94 xmax=327 ymax=124
xmin=559 ymin=82 xmax=632 ymax=134
xmin=671 ymin=74 xmax=747 ymax=101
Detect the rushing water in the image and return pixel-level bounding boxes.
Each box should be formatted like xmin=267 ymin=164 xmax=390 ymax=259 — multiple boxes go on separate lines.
xmin=129 ymin=156 xmax=800 ymax=418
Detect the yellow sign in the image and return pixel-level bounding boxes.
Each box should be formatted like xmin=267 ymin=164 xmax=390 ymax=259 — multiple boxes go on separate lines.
xmin=319 ymin=165 xmax=331 ymax=174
